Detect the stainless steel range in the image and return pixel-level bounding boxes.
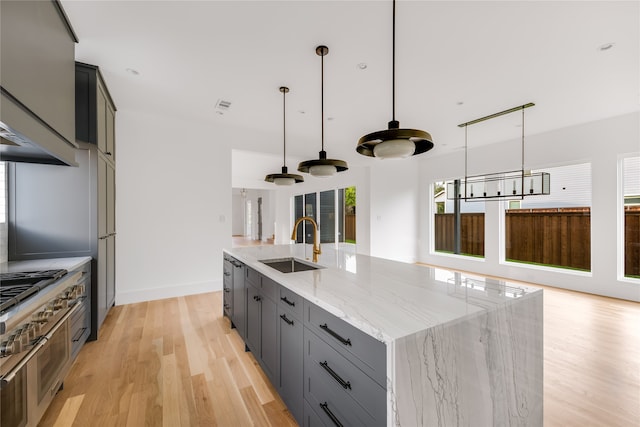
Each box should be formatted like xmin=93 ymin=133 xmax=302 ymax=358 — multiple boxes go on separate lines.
xmin=0 ymin=263 xmax=90 ymax=427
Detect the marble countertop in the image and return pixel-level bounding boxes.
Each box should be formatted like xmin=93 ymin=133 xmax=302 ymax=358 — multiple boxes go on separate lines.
xmin=0 ymin=257 xmax=92 ymax=274
xmin=224 ymin=244 xmax=542 ymax=344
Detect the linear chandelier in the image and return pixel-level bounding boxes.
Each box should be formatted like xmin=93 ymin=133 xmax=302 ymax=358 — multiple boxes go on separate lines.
xmin=447 ymin=103 xmax=550 ymax=201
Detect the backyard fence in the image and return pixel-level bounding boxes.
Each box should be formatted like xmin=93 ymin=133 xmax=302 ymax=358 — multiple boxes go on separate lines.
xmin=435 ymin=207 xmax=640 ymax=275
xmin=345 ymin=214 xmax=356 ymax=242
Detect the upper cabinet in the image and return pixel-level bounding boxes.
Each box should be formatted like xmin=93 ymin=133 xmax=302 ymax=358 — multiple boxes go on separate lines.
xmin=75 ymin=63 xmax=117 ymax=162
xmin=0 ymin=0 xmax=79 ymax=166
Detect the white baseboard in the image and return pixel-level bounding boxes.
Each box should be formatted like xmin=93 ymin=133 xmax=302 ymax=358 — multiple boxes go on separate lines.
xmin=115 ymin=278 xmax=223 ymax=305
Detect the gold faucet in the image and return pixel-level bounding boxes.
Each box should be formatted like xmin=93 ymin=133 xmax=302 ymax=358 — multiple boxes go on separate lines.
xmin=291 ymin=216 xmax=321 ymax=262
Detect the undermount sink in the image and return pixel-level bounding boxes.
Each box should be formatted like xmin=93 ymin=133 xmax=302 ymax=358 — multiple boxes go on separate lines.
xmin=259 ymin=257 xmax=323 ymax=273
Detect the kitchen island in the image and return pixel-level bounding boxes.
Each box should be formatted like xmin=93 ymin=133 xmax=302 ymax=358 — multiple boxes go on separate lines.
xmin=224 ymin=244 xmax=543 ymax=426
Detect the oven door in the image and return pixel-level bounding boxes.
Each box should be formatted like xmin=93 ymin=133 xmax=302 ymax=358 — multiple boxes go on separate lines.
xmin=27 ymin=307 xmax=75 ymax=426
xmin=0 ymin=367 xmax=27 ymax=427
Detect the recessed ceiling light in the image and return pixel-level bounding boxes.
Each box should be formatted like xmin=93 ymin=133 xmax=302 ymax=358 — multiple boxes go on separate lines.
xmin=125 ymin=68 xmax=140 ymax=75
xmin=456 ymin=101 xmax=464 ymax=106
xmin=599 ymin=42 xmax=615 ymax=51
xmin=299 ymin=110 xmax=306 ymax=114
xmin=327 ymin=117 xmax=334 ymax=121
xmin=357 ymin=63 xmax=367 ymax=70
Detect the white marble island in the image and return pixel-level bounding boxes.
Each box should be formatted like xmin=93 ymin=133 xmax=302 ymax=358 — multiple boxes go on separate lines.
xmin=224 ymin=244 xmax=543 ymax=426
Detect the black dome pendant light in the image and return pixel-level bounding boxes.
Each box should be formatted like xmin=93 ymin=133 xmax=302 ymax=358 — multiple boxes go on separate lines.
xmin=265 ymin=86 xmax=304 ymax=186
xmin=298 ymin=45 xmax=348 ymax=177
xmin=356 ymin=0 xmax=434 ymax=159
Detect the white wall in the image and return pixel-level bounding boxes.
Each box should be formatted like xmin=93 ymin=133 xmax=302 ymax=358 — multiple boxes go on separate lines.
xmin=418 ymin=112 xmax=640 ymax=301
xmin=231 ymin=193 xmax=245 ymax=235
xmin=115 ymin=110 xmax=232 ymax=305
xmin=369 ymin=159 xmax=420 ymax=263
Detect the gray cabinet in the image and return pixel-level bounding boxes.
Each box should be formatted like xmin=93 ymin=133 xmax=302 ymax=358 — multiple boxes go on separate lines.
xmin=244 ymin=268 xmax=279 ymax=383
xmin=220 ymin=254 xmax=384 ymax=426
xmin=222 ymin=257 xmax=233 ymax=318
xmin=226 ymin=258 xmax=245 ymax=339
xmin=303 ymin=301 xmax=386 ymax=426
xmin=75 ymin=62 xmax=117 ymax=336
xmin=278 ymin=303 xmax=303 ymax=425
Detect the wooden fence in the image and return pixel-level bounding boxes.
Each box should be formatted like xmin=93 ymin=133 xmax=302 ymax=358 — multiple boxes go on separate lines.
xmin=626 ymin=206 xmax=640 ymax=277
xmin=504 ymin=208 xmax=591 ymax=270
xmin=434 ymin=213 xmax=485 ymax=256
xmin=345 ymin=214 xmax=356 ymax=242
xmin=435 ymin=207 xmax=640 ymax=275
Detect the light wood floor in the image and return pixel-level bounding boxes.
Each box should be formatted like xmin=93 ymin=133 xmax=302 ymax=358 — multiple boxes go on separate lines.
xmin=39 ymin=285 xmax=639 ymax=426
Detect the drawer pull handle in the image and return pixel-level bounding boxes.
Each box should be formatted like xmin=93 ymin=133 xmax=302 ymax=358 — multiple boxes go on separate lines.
xmin=72 ymin=327 xmax=87 ymax=343
xmin=319 ymin=323 xmax=352 ymax=346
xmin=280 ymin=314 xmax=294 ymax=326
xmin=319 ymin=361 xmax=351 ymax=390
xmin=280 ymin=296 xmax=295 ymax=307
xmin=253 ymin=295 xmax=262 ymax=302
xmin=319 ymin=402 xmax=344 ymax=427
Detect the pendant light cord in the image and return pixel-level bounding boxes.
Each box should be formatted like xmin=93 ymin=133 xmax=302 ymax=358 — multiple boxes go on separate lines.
xmin=283 ymin=89 xmax=287 ymax=167
xmin=392 ymin=0 xmax=396 ymax=122
xmin=321 ymin=50 xmax=325 ymax=152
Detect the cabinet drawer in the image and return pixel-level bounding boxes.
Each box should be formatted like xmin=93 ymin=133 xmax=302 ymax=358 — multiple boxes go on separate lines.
xmin=279 ymin=286 xmax=303 ymax=318
xmin=303 ymin=399 xmax=327 ymax=427
xmin=305 ymin=301 xmax=386 ymax=387
xmin=304 ymin=355 xmax=379 ymax=427
xmin=305 ymin=329 xmax=386 ymax=423
xmin=246 ymin=266 xmax=260 ymax=287
xmin=261 ymin=275 xmax=279 ymax=302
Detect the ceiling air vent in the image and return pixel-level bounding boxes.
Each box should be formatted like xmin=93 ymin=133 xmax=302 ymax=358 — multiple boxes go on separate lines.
xmin=215 ymin=99 xmax=232 ymax=115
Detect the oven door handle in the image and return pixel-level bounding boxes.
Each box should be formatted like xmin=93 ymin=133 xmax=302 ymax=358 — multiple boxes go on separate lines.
xmin=0 ymin=303 xmax=80 ymax=385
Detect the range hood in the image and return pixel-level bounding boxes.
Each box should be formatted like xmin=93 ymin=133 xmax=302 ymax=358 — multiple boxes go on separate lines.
xmin=1 ymin=89 xmax=78 ymax=166
xmin=0 ymin=0 xmax=79 ymax=167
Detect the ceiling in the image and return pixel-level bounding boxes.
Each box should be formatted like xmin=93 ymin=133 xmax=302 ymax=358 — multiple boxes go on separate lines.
xmin=61 ymin=1 xmax=639 ymax=187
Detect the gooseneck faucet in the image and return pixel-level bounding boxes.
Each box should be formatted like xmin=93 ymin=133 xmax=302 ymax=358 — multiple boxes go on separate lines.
xmin=291 ymin=216 xmax=321 ymax=263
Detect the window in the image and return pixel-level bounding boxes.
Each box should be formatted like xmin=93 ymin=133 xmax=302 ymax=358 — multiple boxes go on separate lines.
xmin=433 ymin=181 xmax=485 ymax=258
xmin=504 ymin=163 xmax=591 ymax=271
xmin=293 ymin=187 xmax=355 ymax=244
xmin=623 ymin=156 xmax=640 ymax=278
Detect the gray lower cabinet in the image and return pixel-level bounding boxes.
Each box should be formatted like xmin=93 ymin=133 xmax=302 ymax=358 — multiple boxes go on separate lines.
xmin=223 ymin=256 xmax=233 ymax=318
xmin=246 ymin=282 xmax=261 ymax=353
xmin=232 ymin=261 xmax=246 ymax=339
xmin=277 ymin=303 xmax=303 ymax=424
xmin=221 ymin=255 xmax=385 ymax=426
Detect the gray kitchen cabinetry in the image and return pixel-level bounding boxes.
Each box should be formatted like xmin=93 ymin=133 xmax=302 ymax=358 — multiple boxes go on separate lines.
xmin=303 ymin=301 xmax=387 ymax=427
xmin=75 ymin=62 xmax=117 ymax=337
xmin=277 ymin=287 xmax=304 ymax=425
xmin=222 ymin=256 xmax=233 ymax=318
xmin=244 ymin=268 xmax=279 ymax=384
xmin=222 ymin=255 xmax=246 ymax=339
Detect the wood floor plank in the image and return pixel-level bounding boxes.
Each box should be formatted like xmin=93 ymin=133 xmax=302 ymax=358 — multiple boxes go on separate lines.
xmin=51 ymin=394 xmax=84 ymax=427
xmin=240 ymin=386 xmax=272 ymax=427
xmin=38 ymin=284 xmax=639 ymax=427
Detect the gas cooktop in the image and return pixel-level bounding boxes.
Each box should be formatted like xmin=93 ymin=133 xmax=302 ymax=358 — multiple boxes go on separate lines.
xmin=0 ymin=269 xmax=68 ymax=313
